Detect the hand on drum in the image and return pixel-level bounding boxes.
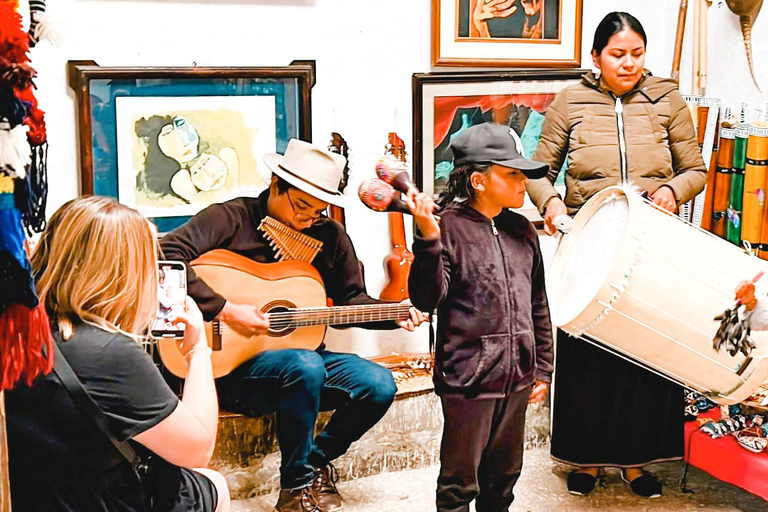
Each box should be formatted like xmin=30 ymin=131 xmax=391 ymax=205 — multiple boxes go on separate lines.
xmin=734 ymin=271 xmax=763 ymax=310
xmin=543 ymin=197 xmax=567 ymax=236
xmin=735 ymin=281 xmax=757 ymax=310
xmin=649 ymin=186 xmax=677 ymax=212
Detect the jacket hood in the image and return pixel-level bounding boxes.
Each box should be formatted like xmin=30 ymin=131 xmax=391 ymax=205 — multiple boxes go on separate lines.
xmin=581 ymin=70 xmax=678 ymax=103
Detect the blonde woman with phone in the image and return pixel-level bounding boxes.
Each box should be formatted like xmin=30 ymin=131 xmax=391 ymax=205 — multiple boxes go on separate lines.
xmin=5 ymin=196 xmax=229 ymax=512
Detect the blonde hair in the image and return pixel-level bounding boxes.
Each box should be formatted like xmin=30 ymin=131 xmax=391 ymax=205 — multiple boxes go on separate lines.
xmin=32 ymin=196 xmax=159 ymax=340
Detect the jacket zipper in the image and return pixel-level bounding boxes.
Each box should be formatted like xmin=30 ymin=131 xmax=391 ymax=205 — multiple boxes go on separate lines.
xmin=613 ymin=95 xmax=629 ymax=185
xmin=491 ymin=218 xmax=514 ymax=393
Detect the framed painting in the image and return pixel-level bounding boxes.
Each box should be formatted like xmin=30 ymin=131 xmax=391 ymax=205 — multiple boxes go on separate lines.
xmin=68 ymin=60 xmax=315 ymax=232
xmin=413 ymin=69 xmax=588 ymax=220
xmin=432 ymin=0 xmax=583 ymax=67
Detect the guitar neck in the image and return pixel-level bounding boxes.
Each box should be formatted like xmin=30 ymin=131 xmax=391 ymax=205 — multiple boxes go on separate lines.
xmin=388 ymin=211 xmax=408 ymax=247
xmin=269 ymin=303 xmax=411 ymax=329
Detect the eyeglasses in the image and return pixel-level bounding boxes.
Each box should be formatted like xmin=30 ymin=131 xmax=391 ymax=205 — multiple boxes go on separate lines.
xmin=286 ymin=190 xmax=325 ymax=222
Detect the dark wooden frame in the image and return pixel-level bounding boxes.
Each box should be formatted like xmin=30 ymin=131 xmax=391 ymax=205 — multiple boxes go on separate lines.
xmin=412 ymin=68 xmax=588 ymax=212
xmin=432 ymin=0 xmax=583 ymax=67
xmin=67 ymin=60 xmax=316 ymax=195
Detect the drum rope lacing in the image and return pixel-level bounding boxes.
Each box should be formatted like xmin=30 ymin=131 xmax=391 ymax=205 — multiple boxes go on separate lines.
xmin=564 ymin=189 xmax=767 ymax=373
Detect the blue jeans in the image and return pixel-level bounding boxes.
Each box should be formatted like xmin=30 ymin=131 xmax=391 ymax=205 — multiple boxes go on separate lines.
xmin=216 ymin=349 xmax=396 ymax=489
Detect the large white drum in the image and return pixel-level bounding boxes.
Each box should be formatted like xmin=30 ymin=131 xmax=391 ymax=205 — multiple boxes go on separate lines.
xmin=548 ymin=186 xmax=768 ymax=405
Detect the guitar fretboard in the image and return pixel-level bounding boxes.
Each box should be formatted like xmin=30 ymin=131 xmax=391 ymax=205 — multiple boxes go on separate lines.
xmin=268 ymin=303 xmax=411 ymax=329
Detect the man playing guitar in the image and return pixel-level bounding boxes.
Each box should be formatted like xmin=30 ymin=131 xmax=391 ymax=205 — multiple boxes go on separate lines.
xmin=160 ymin=139 xmax=426 ymax=512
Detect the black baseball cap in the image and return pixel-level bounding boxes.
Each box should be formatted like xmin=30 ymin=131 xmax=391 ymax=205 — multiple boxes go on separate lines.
xmin=450 ymin=123 xmax=549 ymax=179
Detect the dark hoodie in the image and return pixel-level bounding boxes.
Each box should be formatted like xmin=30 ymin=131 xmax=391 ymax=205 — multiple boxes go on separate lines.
xmin=409 ymin=201 xmax=554 ymax=397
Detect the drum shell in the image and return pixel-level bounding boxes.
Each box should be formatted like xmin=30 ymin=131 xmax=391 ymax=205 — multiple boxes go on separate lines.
xmin=548 ymin=186 xmax=768 ymax=404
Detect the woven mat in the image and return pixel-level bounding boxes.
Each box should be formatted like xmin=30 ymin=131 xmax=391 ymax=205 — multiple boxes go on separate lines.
xmin=370 ymin=353 xmax=434 ymax=399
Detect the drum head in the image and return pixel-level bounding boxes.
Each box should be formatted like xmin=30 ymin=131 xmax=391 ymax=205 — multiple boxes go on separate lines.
xmin=552 ymin=194 xmax=630 ymax=325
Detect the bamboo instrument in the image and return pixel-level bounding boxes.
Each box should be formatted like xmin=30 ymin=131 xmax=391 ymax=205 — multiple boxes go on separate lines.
xmin=700 ymin=0 xmax=709 ymax=94
xmin=258 ymin=217 xmax=324 ymax=263
xmin=693 ymin=0 xmax=712 ymax=94
xmin=671 ymin=0 xmax=689 ymax=83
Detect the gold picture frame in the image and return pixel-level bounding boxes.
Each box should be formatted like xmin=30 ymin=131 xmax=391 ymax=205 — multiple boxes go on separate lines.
xmin=432 ymin=0 xmax=583 ymax=67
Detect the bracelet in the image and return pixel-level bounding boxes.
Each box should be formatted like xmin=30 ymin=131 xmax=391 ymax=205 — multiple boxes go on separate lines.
xmin=185 ymin=344 xmax=213 ymax=362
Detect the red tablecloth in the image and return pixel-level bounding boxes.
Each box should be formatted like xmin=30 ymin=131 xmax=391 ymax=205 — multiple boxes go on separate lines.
xmin=685 ymin=410 xmax=768 ymax=501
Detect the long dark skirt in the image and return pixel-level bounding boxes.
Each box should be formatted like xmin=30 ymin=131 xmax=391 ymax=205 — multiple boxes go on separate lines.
xmin=550 ymin=330 xmax=684 ymax=468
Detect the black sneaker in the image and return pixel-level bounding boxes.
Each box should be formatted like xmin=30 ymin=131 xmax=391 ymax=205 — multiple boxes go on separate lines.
xmin=274 ymin=486 xmax=321 ymax=512
xmin=621 ymin=469 xmax=662 ymax=498
xmin=567 ymin=471 xmax=598 ymax=495
xmin=312 ymin=464 xmax=343 ymax=511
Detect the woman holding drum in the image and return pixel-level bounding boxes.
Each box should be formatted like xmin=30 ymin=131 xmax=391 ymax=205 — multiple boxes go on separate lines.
xmin=527 ymin=12 xmax=707 ymax=497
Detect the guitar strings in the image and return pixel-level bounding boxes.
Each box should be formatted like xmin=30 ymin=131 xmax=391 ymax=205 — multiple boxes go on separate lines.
xmin=218 ymin=305 xmax=413 ymax=331
xmin=266 ymin=305 xmax=412 ymax=320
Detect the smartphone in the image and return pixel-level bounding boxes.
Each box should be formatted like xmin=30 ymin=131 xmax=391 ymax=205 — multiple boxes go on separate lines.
xmin=151 ymin=261 xmax=187 ymax=338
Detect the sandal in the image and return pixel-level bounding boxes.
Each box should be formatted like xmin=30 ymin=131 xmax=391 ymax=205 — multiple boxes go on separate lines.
xmin=700 ymin=415 xmax=747 ymax=438
xmin=621 ymin=469 xmax=662 ymax=498
xmin=736 ymin=426 xmax=768 ymax=453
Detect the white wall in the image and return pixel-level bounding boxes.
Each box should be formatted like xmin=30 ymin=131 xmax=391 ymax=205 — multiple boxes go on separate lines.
xmin=24 ymin=0 xmax=756 ymax=355
xmin=708 ymin=1 xmax=768 ymax=119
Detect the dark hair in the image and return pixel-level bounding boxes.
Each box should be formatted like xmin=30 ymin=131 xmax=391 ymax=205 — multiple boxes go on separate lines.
xmin=592 ymin=12 xmax=647 ymax=55
xmin=437 ymin=164 xmax=491 ymax=207
xmin=135 ymin=115 xmax=181 ymax=197
xmin=273 ymin=175 xmax=295 ymax=195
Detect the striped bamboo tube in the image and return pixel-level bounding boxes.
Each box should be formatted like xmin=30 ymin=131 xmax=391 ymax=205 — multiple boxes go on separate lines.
xmin=742 ymin=123 xmax=768 ymax=257
xmin=727 ymin=124 xmax=750 ymax=245
xmin=712 ymin=126 xmax=735 ymax=238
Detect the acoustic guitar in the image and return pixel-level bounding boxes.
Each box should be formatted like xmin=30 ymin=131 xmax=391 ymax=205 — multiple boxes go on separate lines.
xmin=157 ymin=249 xmax=410 ymax=378
xmin=379 ymin=132 xmax=414 ymax=301
xmin=327 ymin=132 xmax=350 ymax=226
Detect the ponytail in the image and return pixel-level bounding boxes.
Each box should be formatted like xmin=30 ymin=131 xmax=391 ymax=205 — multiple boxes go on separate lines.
xmin=437 ymin=164 xmax=490 ymax=207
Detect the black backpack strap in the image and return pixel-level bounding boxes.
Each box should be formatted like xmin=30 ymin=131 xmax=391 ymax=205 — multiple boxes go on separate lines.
xmin=52 ymin=341 xmax=141 ymax=470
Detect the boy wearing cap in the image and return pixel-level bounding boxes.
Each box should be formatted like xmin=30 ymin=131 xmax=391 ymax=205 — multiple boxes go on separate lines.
xmin=161 ymin=139 xmax=426 ymax=512
xmin=406 ymin=122 xmax=554 ymax=512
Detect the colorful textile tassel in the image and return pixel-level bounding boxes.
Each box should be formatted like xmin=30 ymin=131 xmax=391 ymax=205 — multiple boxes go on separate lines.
xmin=0 ymin=0 xmax=53 ymax=390
xmin=0 ymin=303 xmax=53 ymax=390
xmin=0 ymin=181 xmax=52 ymax=390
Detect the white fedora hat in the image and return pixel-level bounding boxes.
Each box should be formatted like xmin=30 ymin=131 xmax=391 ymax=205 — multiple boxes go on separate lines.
xmin=263 ymin=139 xmax=347 ymax=207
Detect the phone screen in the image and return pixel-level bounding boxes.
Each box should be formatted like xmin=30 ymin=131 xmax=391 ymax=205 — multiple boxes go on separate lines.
xmin=151 ymin=261 xmax=187 ymax=338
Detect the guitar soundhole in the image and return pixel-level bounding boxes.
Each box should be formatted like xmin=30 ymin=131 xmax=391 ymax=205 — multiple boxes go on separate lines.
xmin=265 ymin=300 xmax=297 ymax=338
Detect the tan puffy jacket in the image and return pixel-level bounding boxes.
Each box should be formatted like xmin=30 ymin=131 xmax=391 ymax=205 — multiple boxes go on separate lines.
xmin=527 ymin=72 xmax=707 ymax=214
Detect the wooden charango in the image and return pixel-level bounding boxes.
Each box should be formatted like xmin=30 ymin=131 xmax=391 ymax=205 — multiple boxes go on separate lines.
xmin=726 ymin=0 xmax=764 ymax=91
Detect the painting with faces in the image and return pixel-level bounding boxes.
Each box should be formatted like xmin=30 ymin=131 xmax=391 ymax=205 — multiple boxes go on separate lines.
xmin=457 ymin=0 xmax=559 ymax=40
xmin=115 ymin=95 xmax=276 ymax=218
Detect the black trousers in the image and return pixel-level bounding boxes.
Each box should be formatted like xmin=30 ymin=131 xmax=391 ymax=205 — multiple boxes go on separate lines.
xmin=436 ymin=386 xmax=531 ymax=512
xmin=550 ymin=330 xmax=683 ymax=467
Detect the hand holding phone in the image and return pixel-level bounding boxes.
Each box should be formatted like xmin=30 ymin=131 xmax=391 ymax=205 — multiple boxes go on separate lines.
xmin=169 ymin=296 xmax=209 ymax=358
xmin=151 ymin=261 xmax=188 ymax=338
